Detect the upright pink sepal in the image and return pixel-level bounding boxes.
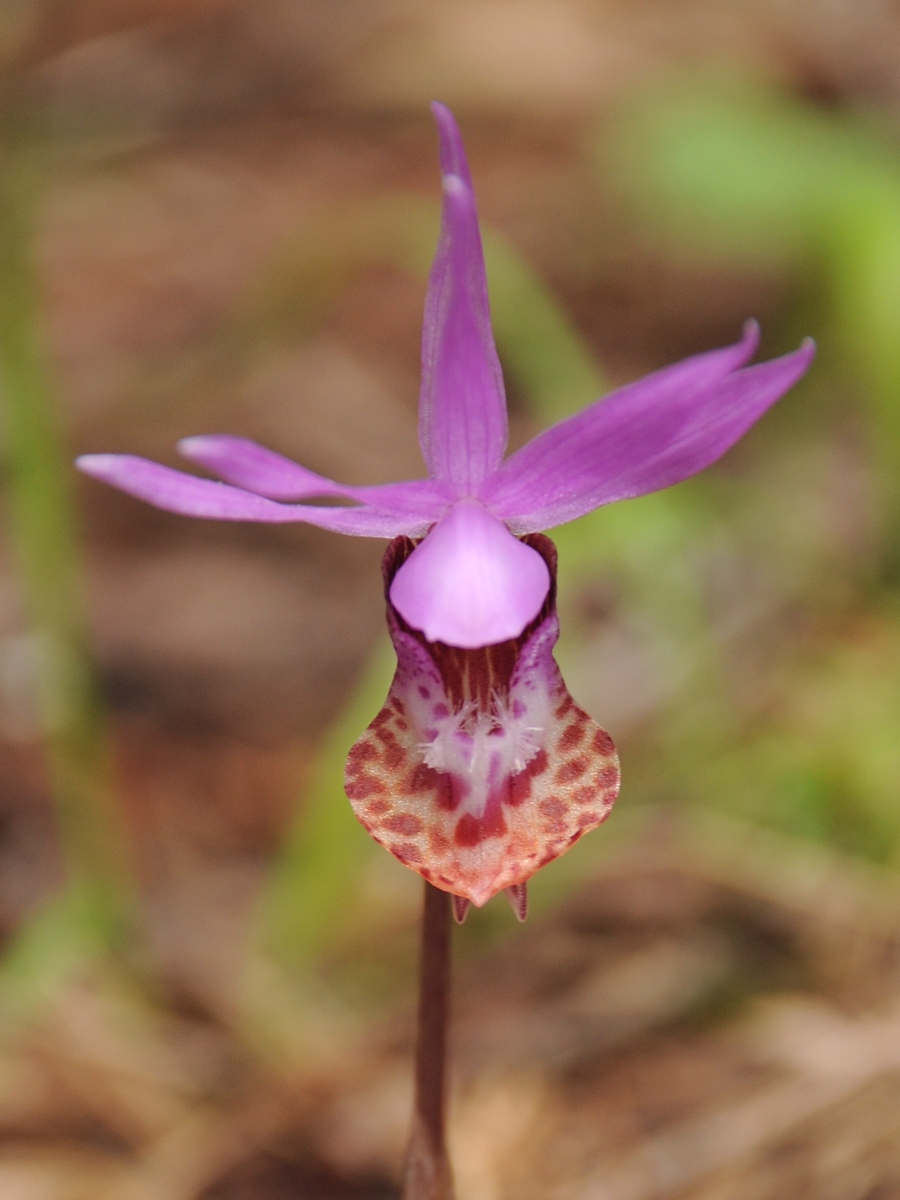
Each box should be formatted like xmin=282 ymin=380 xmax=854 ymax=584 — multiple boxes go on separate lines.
xmin=417 ymin=106 xmax=508 ymax=493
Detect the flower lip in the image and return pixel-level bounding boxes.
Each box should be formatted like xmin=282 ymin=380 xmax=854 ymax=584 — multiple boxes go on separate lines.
xmin=388 ymin=499 xmax=551 ymax=650
xmin=346 ymin=531 xmax=620 ymax=906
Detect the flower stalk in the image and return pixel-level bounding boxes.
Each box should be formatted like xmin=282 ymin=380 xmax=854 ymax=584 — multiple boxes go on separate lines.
xmin=404 ymin=881 xmax=455 ymax=1200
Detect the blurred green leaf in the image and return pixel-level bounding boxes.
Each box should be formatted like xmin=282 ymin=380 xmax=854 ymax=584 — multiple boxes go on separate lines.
xmin=606 ymin=74 xmax=900 ymax=492
xmin=607 ymin=75 xmax=897 ymax=260
xmin=0 ymin=125 xmax=134 ymax=1002
xmin=259 ymin=638 xmax=396 ymax=969
xmin=233 ymin=193 xmax=608 ymax=418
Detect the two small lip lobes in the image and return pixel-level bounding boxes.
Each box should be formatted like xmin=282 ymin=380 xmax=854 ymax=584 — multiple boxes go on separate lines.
xmin=77 ymin=102 xmax=815 ymax=911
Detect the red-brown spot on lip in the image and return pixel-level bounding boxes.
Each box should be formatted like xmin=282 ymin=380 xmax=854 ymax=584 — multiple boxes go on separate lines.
xmin=366 ymin=798 xmax=390 ymax=817
xmin=383 ymin=813 xmax=423 ymax=836
xmin=593 ymin=728 xmax=615 ymax=756
xmin=507 ymin=746 xmax=550 ymax=806
xmin=539 ymin=796 xmax=566 ymax=819
xmin=384 ymin=743 xmax=404 ymax=771
xmin=577 ymin=810 xmax=598 ymax=826
xmin=528 ymin=748 xmax=549 ymax=777
xmin=429 ymin=828 xmax=451 ymax=853
xmin=393 ymin=841 xmax=422 ymax=864
xmin=351 ymin=740 xmax=378 ymax=764
xmin=559 ymin=718 xmax=587 ymax=753
xmin=555 ymin=695 xmax=574 ymax=719
xmin=371 ymin=709 xmax=391 ymax=728
xmin=507 ymin=771 xmax=532 ymax=807
xmin=455 ymin=803 xmax=507 ymax=847
xmin=598 ymin=765 xmax=619 ymax=789
xmin=408 ymin=763 xmax=435 ymax=794
xmin=346 ymin=774 xmax=386 ymax=800
xmin=555 ymin=756 xmax=587 ymax=785
xmin=407 ymin=762 xmax=458 ymax=811
xmin=375 ymin=726 xmax=396 ymax=746
xmin=573 ymin=784 xmax=596 ymax=806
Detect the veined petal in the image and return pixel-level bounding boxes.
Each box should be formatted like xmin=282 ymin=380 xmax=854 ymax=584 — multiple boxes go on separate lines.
xmin=418 ymin=103 xmax=508 ymax=494
xmin=389 ymin=500 xmax=550 ymax=649
xmin=76 ymin=454 xmax=431 ymax=537
xmin=484 ymin=326 xmax=815 ymax=533
xmin=178 ymin=435 xmax=451 ymax=518
xmin=345 ymin=535 xmax=620 ymax=907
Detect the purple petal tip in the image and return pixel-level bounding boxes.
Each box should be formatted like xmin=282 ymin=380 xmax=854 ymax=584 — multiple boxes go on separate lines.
xmin=177 ymin=435 xmax=214 ymax=456
xmin=430 ymin=100 xmax=474 ymax=188
xmin=76 ymin=453 xmax=117 ymax=477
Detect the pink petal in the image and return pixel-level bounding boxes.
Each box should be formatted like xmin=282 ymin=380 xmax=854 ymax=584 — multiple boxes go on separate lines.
xmin=484 ymin=326 xmax=815 ymax=533
xmin=389 ymin=500 xmax=550 ymax=649
xmin=178 ymin=435 xmax=451 ymax=519
xmin=345 ymin=535 xmax=620 ymax=908
xmin=76 ymin=455 xmax=430 ymax=537
xmin=417 ymin=103 xmax=508 ymax=494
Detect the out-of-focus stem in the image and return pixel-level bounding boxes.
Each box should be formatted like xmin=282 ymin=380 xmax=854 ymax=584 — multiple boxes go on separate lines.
xmin=403 ymin=881 xmax=455 ymax=1200
xmin=0 ymin=118 xmax=132 ymax=949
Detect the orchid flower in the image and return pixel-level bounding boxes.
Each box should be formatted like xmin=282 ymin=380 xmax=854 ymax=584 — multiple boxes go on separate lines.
xmin=77 ymin=103 xmax=814 ymax=919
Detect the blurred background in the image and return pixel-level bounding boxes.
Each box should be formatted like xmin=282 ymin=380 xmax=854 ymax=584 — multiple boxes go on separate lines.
xmin=2 ymin=1 xmax=900 ymax=1197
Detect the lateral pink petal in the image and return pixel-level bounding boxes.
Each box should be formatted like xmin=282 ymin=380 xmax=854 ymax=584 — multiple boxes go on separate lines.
xmin=484 ymin=327 xmax=814 ymax=533
xmin=389 ymin=500 xmax=550 ymax=649
xmin=178 ymin=435 xmax=451 ymax=518
xmin=417 ymin=103 xmax=508 ymax=494
xmin=75 ymin=455 xmax=430 ymax=537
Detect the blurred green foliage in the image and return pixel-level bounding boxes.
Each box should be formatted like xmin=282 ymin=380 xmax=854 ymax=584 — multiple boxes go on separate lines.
xmin=594 ymin=74 xmax=900 ymax=866
xmin=0 ymin=121 xmax=134 ymax=1020
xmin=608 ymin=75 xmax=900 ymax=490
xmin=230 ymin=193 xmax=606 ymax=422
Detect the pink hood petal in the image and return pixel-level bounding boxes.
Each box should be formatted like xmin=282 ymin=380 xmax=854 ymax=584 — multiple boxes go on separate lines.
xmin=389 ymin=500 xmax=550 ymax=649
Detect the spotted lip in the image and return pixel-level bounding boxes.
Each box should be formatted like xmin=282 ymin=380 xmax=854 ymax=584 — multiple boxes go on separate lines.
xmin=344 ymin=535 xmax=620 ymax=907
